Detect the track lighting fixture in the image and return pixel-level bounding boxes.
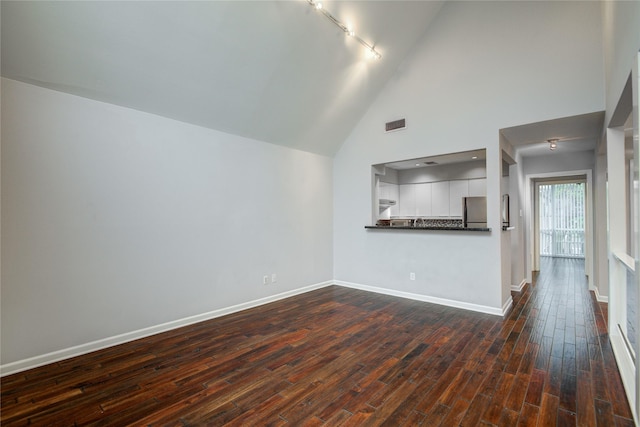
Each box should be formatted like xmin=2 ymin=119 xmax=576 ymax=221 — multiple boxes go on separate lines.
xmin=547 ymin=138 xmax=559 ymax=151
xmin=307 ymin=0 xmax=382 ymax=60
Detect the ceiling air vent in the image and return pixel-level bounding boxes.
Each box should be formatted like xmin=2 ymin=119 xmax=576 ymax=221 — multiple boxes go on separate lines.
xmin=385 ymin=118 xmax=406 ymax=132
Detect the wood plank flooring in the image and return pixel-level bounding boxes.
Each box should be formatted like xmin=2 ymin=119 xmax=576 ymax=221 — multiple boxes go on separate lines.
xmin=1 ymin=257 xmax=634 ymax=425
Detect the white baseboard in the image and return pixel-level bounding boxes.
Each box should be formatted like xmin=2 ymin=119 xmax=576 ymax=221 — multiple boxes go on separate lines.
xmin=334 ymin=280 xmax=507 ymax=316
xmin=593 ymin=286 xmax=609 ymax=303
xmin=511 ymin=279 xmax=527 ymax=292
xmin=502 ymin=296 xmax=514 ymax=317
xmin=0 ymin=281 xmax=333 ymax=377
xmin=1 ymin=280 xmax=515 ymax=377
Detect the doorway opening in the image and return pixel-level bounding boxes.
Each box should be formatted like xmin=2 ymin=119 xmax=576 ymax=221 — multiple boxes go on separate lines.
xmin=531 ymin=174 xmax=591 ymax=280
xmin=538 ymin=181 xmax=586 ymax=261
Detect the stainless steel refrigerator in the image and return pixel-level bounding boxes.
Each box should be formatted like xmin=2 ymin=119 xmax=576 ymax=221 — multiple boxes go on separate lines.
xmin=463 ymin=196 xmax=487 ymax=228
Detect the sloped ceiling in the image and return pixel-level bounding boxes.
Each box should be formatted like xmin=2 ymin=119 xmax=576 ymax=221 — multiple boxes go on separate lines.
xmin=1 ymin=1 xmax=444 ymax=156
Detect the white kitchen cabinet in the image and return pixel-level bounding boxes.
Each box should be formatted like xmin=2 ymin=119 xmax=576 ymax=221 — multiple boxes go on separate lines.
xmin=449 ymin=180 xmax=469 ymax=217
xmin=388 ymin=184 xmax=399 ymax=216
xmin=379 ymin=182 xmax=395 ymax=201
xmin=399 ymin=184 xmax=416 ymax=216
xmin=468 ymin=178 xmax=487 ymax=197
xmin=415 ymin=183 xmax=432 ymax=216
xmin=379 ymin=182 xmax=399 ymax=217
xmin=431 ymin=181 xmax=450 ymax=217
xmin=387 ymin=178 xmax=484 ymax=218
xmin=378 ymin=182 xmax=388 ymax=201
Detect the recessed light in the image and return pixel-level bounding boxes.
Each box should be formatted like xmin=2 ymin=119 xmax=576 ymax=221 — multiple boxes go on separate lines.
xmin=415 ymin=163 xmax=421 ymax=167
xmin=472 ymin=156 xmax=478 ymax=160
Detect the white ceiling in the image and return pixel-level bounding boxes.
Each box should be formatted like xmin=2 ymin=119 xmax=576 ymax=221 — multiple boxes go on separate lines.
xmin=500 ymin=111 xmax=605 ymax=158
xmin=382 ymin=149 xmax=487 ymax=170
xmin=1 ymin=1 xmax=445 ymax=156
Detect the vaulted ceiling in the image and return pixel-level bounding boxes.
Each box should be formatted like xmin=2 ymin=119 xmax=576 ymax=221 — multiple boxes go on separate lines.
xmin=1 ymin=1 xmax=445 ymax=156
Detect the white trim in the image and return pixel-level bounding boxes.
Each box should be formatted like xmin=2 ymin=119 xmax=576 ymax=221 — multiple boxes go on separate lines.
xmin=610 ymin=332 xmax=637 ymax=423
xmin=511 ymin=279 xmax=527 ymax=292
xmin=613 ymin=250 xmax=636 ymax=272
xmin=0 ymin=280 xmax=516 ymax=377
xmin=334 ymin=280 xmax=507 ymax=316
xmin=524 ymin=170 xmax=594 ymax=286
xmin=502 ymin=296 xmax=514 ymax=316
xmin=593 ymin=286 xmax=609 ymax=303
xmin=0 ymin=281 xmax=333 ymax=377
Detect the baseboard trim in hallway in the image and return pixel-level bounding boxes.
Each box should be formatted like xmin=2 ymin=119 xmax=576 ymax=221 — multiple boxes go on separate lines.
xmin=512 ymin=279 xmax=527 ymax=292
xmin=593 ymin=286 xmax=609 ymax=303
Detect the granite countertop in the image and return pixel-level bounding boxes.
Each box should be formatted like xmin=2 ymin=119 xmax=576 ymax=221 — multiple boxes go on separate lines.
xmin=368 ymin=217 xmax=491 ymax=232
xmin=365 ymin=225 xmax=491 ymax=232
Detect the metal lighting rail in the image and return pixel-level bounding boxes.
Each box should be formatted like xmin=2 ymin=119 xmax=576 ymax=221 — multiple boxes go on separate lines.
xmin=307 ymin=0 xmax=382 ymax=59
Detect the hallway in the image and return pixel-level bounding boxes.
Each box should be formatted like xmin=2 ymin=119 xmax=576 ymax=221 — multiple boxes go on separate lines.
xmin=526 ymin=256 xmax=632 ymax=425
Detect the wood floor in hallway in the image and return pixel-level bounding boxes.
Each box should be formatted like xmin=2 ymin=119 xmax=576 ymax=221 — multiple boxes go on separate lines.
xmin=1 ymin=257 xmax=634 ymax=426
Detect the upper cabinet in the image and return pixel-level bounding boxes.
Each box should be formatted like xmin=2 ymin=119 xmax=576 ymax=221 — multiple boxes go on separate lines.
xmin=431 ymin=181 xmax=450 ymax=217
xmin=415 ymin=183 xmax=432 ymax=216
xmin=379 ymin=181 xmax=399 ymax=217
xmin=399 ymin=184 xmax=416 ymax=216
xmin=449 ymin=180 xmax=469 ymax=217
xmin=468 ymin=178 xmax=487 ymax=197
xmin=394 ymin=179 xmax=482 ymax=218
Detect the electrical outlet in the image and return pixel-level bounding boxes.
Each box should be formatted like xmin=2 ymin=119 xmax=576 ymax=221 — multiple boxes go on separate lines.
xmin=263 ymin=275 xmax=269 ymax=285
xmin=271 ymin=273 xmax=277 ymax=283
xmin=410 ymin=272 xmax=416 ymax=280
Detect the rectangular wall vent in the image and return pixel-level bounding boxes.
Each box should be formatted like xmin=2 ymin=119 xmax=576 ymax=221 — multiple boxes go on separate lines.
xmin=385 ymin=118 xmax=406 ymax=132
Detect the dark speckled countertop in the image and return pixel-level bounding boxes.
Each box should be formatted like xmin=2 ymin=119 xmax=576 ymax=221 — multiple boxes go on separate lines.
xmin=365 ymin=225 xmax=491 ymax=232
xmin=368 ymin=217 xmax=490 ymax=232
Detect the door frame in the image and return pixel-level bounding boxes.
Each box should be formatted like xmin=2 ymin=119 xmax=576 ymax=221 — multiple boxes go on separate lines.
xmin=534 ymin=177 xmax=588 ymax=264
xmin=606 ymin=52 xmax=640 ymax=425
xmin=524 ymin=169 xmax=594 ymax=288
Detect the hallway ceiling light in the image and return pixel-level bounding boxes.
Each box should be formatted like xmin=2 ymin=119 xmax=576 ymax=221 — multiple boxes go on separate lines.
xmin=307 ymin=0 xmax=382 ymax=60
xmin=547 ymin=138 xmax=559 ymax=151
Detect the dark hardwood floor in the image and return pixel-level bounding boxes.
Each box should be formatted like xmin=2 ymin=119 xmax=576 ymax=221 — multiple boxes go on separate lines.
xmin=1 ymin=257 xmax=634 ymax=425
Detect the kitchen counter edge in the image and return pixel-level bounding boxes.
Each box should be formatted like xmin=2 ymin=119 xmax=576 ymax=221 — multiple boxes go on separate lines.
xmin=365 ymin=225 xmax=491 ymax=232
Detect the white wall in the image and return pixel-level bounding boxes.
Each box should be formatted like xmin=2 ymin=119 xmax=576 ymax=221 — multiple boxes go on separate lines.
xmin=599 ymin=0 xmax=640 ymax=298
xmin=600 ymin=6 xmax=640 ymax=418
xmin=333 ymin=1 xmax=604 ymax=313
xmin=1 ymin=78 xmax=334 ymax=366
xmin=500 ymin=140 xmax=516 ymax=303
xmin=509 ymin=159 xmax=526 ymax=289
xmin=602 ymin=0 xmax=640 ymax=129
xmin=522 ymin=151 xmax=595 ymax=177
xmin=520 ymin=150 xmax=596 ymax=284
xmin=397 ymin=160 xmax=486 ymax=184
xmin=594 ymin=153 xmax=609 ymax=298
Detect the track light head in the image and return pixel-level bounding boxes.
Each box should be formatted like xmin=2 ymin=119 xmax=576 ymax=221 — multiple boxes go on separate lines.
xmin=307 ymin=0 xmax=382 ymax=60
